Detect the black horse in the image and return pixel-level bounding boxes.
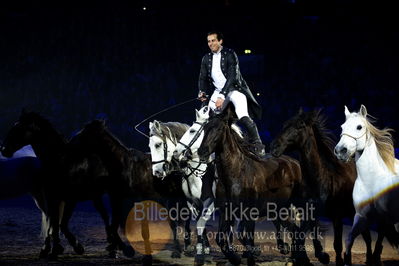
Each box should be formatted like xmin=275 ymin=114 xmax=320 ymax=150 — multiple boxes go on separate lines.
xmin=1 ymin=110 xmax=132 ymax=259
xmin=197 ymin=104 xmax=314 ymax=266
xmin=270 ymin=108 xmax=378 ymax=265
xmin=69 ymin=119 xmax=193 ymax=262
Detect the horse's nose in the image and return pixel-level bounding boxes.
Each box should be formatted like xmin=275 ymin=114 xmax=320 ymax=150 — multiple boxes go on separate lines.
xmin=163 ymin=163 xmax=170 ymax=173
xmin=154 ymin=170 xmax=162 ymax=177
xmin=183 ymin=149 xmax=193 ymax=160
xmin=173 ymin=150 xmax=179 ymax=159
xmin=334 ymin=146 xmax=347 ymax=156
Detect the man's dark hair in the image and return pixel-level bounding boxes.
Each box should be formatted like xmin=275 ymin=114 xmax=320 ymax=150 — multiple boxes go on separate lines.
xmin=207 ymin=31 xmax=224 ymax=41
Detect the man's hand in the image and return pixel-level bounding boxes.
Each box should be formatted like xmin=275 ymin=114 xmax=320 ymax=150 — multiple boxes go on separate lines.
xmin=215 ymin=97 xmax=224 ymax=109
xmin=198 ymin=91 xmax=207 ymax=102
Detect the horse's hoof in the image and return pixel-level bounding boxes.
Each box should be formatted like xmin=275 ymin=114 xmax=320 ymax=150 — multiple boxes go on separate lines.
xmin=316 ymin=252 xmax=330 ymax=265
xmin=227 ymin=251 xmax=241 ymax=265
xmin=184 ymin=245 xmax=196 ymax=257
xmin=335 ymin=256 xmax=344 ymax=266
xmin=108 ymin=250 xmax=117 ymax=258
xmin=372 ymin=255 xmax=382 ymax=266
xmin=171 ymin=250 xmax=181 ymax=258
xmin=122 ymin=245 xmax=135 ymax=258
xmin=47 ymin=253 xmax=58 ymax=261
xmin=293 ymin=257 xmax=313 ymax=266
xmin=279 ymin=243 xmax=290 ymax=255
xmin=39 ymin=249 xmax=50 ymax=259
xmin=343 ymin=252 xmax=352 ymax=266
xmin=52 ymin=244 xmax=64 ymax=256
xmin=142 ymin=254 xmax=152 ymax=266
xmin=73 ymin=242 xmax=85 ymax=255
xmin=195 ymin=254 xmax=205 ymax=266
xmin=247 ymin=256 xmax=256 ymax=266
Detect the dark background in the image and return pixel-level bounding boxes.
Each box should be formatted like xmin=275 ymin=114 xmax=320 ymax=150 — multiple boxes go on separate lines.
xmin=1 ymin=0 xmax=398 ymax=153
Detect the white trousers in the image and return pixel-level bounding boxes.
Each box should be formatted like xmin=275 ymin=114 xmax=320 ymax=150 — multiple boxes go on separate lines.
xmin=208 ymin=90 xmax=249 ymax=119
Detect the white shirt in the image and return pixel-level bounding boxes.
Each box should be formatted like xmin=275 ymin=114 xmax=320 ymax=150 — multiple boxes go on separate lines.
xmin=211 ymin=47 xmax=226 ymax=94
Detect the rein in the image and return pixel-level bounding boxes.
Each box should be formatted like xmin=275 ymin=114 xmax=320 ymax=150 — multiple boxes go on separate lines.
xmin=178 ymin=121 xmax=206 ymax=157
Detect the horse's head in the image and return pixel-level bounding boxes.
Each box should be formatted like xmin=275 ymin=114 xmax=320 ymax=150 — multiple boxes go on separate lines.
xmin=1 ymin=110 xmax=45 ymax=158
xmin=270 ymin=108 xmax=315 ymax=157
xmin=149 ymin=120 xmax=178 ymax=178
xmin=173 ymin=106 xmax=210 ymax=162
xmin=197 ymin=104 xmax=235 ymax=161
xmin=334 ymin=105 xmax=369 ymax=161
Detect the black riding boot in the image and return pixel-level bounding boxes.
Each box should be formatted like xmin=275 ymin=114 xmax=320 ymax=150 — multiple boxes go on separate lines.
xmin=239 ymin=116 xmax=266 ymax=157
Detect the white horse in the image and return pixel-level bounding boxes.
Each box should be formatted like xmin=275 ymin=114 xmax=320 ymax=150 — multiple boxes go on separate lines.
xmin=149 ymin=106 xmax=218 ymax=265
xmin=334 ymin=105 xmax=399 ymax=265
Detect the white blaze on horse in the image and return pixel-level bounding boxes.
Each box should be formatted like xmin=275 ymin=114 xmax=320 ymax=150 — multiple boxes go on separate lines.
xmin=334 ymin=104 xmax=399 ymax=265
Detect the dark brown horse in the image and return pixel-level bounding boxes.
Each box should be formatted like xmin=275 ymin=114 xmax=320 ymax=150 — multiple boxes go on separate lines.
xmin=1 ymin=111 xmax=132 ymax=259
xmin=197 ymin=104 xmax=314 ymax=266
xmin=70 ymin=119 xmax=193 ymax=262
xmin=270 ymin=108 xmax=376 ymax=265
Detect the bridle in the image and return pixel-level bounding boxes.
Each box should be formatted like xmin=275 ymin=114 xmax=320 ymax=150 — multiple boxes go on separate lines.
xmin=339 ymin=125 xmax=369 ymax=154
xmin=178 ymin=121 xmax=206 ymax=159
xmin=150 ymin=128 xmax=177 ymax=174
xmin=340 ymin=128 xmax=369 ymax=144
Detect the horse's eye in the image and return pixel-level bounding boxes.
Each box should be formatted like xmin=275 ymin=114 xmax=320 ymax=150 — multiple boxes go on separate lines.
xmin=190 ymin=129 xmax=196 ymax=134
xmin=357 ymin=125 xmax=362 ymax=130
xmin=155 ymin=143 xmax=161 ymax=149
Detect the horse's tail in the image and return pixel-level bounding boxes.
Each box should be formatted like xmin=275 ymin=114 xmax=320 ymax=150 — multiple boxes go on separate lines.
xmin=384 ymin=223 xmax=399 ymax=249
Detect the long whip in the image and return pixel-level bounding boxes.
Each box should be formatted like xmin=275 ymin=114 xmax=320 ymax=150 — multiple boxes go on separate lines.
xmin=134 ymin=97 xmax=200 ymax=139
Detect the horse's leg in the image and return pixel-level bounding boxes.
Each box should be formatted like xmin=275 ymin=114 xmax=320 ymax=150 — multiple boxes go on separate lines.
xmin=332 ymin=217 xmax=344 ymax=266
xmin=92 ymin=196 xmax=113 ymax=247
xmin=242 ymin=220 xmax=256 ymax=266
xmin=305 ymin=213 xmax=329 ymax=265
xmin=141 ymin=215 xmax=152 ymax=266
xmin=344 ymin=213 xmax=369 ymax=266
xmin=216 ymin=209 xmax=241 ymax=265
xmin=31 ymin=188 xmax=52 ymax=259
xmin=166 ymin=199 xmax=184 ymax=258
xmin=48 ymin=198 xmax=64 ymax=260
xmin=272 ymin=219 xmax=290 ymax=255
xmin=108 ymin=194 xmax=134 ymax=258
xmin=168 ymin=214 xmax=182 ymax=258
xmin=184 ymin=217 xmax=193 ymax=254
xmin=59 ymin=200 xmax=85 ymax=255
xmin=202 ymin=227 xmax=211 ymax=256
xmin=372 ymin=227 xmax=385 ymax=266
xmin=361 ymin=230 xmax=373 ymax=265
xmin=195 ymin=198 xmax=215 ymax=265
xmin=290 ymin=223 xmax=312 ymax=266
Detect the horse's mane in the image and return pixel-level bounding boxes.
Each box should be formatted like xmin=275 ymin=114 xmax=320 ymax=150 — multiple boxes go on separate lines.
xmin=21 ymin=111 xmax=67 ymax=143
xmin=363 ymin=115 xmax=396 ymax=174
xmin=83 ymin=120 xmax=130 ymax=151
xmin=305 ymin=109 xmax=352 ymax=179
xmin=226 ymin=121 xmax=263 ymax=162
xmin=151 ymin=122 xmax=189 ymax=144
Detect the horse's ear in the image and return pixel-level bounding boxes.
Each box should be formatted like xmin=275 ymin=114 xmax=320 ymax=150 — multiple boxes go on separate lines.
xmin=223 ymin=104 xmax=235 ymax=121
xmin=359 ymin=104 xmax=367 ymax=118
xmin=195 ymin=109 xmax=200 ymax=121
xmin=153 ymin=120 xmax=162 ymax=133
xmin=344 ymin=105 xmax=351 ymax=118
xmin=100 ymin=119 xmax=107 ymax=127
xmin=149 ymin=121 xmax=153 ymax=130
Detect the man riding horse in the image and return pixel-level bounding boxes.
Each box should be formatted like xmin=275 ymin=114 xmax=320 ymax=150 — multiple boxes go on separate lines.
xmin=197 ymin=31 xmax=266 ymax=157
